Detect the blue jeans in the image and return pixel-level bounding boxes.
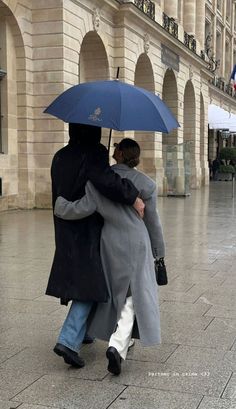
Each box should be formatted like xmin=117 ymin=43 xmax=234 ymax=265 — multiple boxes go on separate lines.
xmin=57 ymin=300 xmax=93 ymax=353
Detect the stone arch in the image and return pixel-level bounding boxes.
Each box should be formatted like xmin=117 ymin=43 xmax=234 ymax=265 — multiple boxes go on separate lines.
xmin=200 ymin=92 xmax=205 ymax=163
xmin=183 ymin=80 xmax=196 ymax=188
xmin=183 ymin=80 xmax=196 ymax=143
xmin=79 ymin=31 xmax=110 ymax=147
xmin=162 ymin=68 xmax=180 ymax=195
xmin=134 ymin=53 xmax=156 ymax=180
xmin=79 ymin=31 xmax=110 ymax=82
xmin=0 ymin=0 xmax=30 ymax=207
xmin=200 ymin=92 xmax=208 ymax=184
xmin=162 ymin=68 xmax=178 ymax=145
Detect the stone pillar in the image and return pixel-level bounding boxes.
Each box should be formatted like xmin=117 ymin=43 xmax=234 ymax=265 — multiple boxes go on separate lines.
xmin=221 ymin=0 xmax=227 ymax=78
xmin=221 ymin=28 xmax=226 ymax=78
xmin=178 ymin=0 xmax=184 ymax=25
xmin=212 ymin=13 xmax=217 ymax=57
xmin=195 ymin=0 xmax=205 ymax=49
xmin=164 ymin=0 xmax=178 ymax=20
xmin=183 ymin=0 xmax=196 ymax=35
xmin=230 ymin=5 xmax=235 ymax=70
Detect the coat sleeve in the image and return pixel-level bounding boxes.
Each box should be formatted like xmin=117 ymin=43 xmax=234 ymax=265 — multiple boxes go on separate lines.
xmin=143 ymin=187 xmax=165 ymax=259
xmin=87 ymin=144 xmax=139 ymax=205
xmin=54 ymin=184 xmax=97 ymax=220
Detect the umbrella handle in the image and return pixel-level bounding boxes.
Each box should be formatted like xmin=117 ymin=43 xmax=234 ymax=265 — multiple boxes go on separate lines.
xmin=107 ymin=67 xmax=119 ymax=156
xmin=108 ymin=128 xmax=112 ymax=156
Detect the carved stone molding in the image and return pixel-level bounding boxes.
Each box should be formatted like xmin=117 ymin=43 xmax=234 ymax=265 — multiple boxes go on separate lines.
xmin=189 ymin=64 xmax=194 ymax=80
xmin=144 ymin=33 xmax=150 ymax=54
xmin=92 ymin=7 xmax=100 ymax=32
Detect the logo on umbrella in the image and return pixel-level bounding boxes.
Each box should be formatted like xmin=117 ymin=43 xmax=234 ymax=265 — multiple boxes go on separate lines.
xmin=89 ymin=107 xmax=102 ymax=122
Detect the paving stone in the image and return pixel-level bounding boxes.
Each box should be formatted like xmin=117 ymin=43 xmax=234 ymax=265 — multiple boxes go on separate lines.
xmin=222 ymin=373 xmax=236 ymax=400
xmin=103 ymin=360 xmax=231 ymax=397
xmin=0 ymin=312 xmax=62 ymax=331
xmin=0 ymin=287 xmax=44 ymax=301
xmin=0 ymin=369 xmax=42 ymax=400
xmin=0 ymin=400 xmax=20 ymax=409
xmin=205 ymin=305 xmax=236 ymax=319
xmin=197 ymin=292 xmax=236 ymax=308
xmin=160 ymin=301 xmax=210 ymax=315
xmin=222 ymin=351 xmax=236 ymax=372
xmin=0 ymin=328 xmax=57 ymax=349
xmin=0 ymin=184 xmax=236 ymax=408
xmin=161 ymin=311 xmax=213 ymax=331
xmin=0 ymin=299 xmax=59 ymax=315
xmin=108 ymin=386 xmax=202 ymax=409
xmin=126 ymin=340 xmax=178 ymax=363
xmin=12 ymin=375 xmax=125 ymax=409
xmin=17 ymin=405 xmax=60 ymax=409
xmin=165 ymin=345 xmax=226 ymax=370
xmin=0 ymin=346 xmax=25 ymax=364
xmin=159 ymin=290 xmax=202 ymax=303
xmin=0 ymin=342 xmax=108 ymax=381
xmin=198 ymin=396 xmax=236 ymax=408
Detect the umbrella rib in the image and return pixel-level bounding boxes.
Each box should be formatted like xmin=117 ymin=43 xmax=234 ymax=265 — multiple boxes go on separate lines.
xmin=135 ymin=87 xmax=174 ymax=131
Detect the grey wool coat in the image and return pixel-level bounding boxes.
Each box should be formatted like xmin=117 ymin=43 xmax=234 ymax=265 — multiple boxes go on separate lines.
xmin=54 ymin=164 xmax=165 ymax=346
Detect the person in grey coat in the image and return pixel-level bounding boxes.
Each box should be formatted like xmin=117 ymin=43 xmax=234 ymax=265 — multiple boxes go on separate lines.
xmin=54 ymin=138 xmax=165 ymax=375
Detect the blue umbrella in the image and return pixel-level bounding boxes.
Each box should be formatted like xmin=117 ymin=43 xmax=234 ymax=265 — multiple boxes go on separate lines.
xmin=44 ymin=80 xmax=179 ymax=133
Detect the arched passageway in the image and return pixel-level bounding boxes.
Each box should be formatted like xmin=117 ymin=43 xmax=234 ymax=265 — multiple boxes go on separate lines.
xmin=162 ymin=69 xmax=178 ymax=146
xmin=79 ymin=31 xmax=110 ymax=145
xmin=200 ymin=93 xmax=206 ymax=183
xmin=79 ymin=31 xmax=109 ymax=82
xmin=162 ymin=69 xmax=180 ymax=194
xmin=183 ymin=80 xmax=196 ymax=189
xmin=134 ymin=53 xmax=156 ymax=180
xmin=0 ymin=1 xmax=28 ymax=205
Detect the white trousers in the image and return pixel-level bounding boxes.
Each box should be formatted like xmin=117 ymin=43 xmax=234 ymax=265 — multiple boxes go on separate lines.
xmin=109 ymin=296 xmax=135 ymax=360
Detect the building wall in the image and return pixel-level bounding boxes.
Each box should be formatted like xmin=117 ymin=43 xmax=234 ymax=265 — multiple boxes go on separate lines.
xmin=0 ymin=0 xmax=236 ymax=210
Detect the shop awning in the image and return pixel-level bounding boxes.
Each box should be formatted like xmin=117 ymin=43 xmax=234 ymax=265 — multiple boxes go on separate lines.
xmin=208 ymin=104 xmax=236 ymax=132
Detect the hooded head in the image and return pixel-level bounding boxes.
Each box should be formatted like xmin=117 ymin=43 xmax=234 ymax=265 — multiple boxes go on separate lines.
xmin=68 ymin=123 xmax=101 ymax=146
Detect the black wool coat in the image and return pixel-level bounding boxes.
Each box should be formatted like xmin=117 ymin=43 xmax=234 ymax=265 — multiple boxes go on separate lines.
xmin=46 ymin=142 xmax=138 ymax=304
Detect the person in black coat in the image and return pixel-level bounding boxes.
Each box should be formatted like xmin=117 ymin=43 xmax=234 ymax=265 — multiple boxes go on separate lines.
xmin=212 ymin=157 xmax=221 ymax=181
xmin=46 ymin=123 xmax=142 ymax=368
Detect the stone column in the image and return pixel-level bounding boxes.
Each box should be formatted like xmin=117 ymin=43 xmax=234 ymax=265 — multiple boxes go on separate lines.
xmin=195 ymin=0 xmax=205 ymax=49
xmin=178 ymin=0 xmax=184 ymax=25
xmin=230 ymin=5 xmax=235 ymax=70
xmin=183 ymin=0 xmax=196 ymax=35
xmin=164 ymin=0 xmax=178 ymax=20
xmin=221 ymin=29 xmax=226 ymax=78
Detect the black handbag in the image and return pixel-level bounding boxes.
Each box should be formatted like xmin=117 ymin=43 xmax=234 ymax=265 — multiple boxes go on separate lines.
xmin=154 ymin=258 xmax=168 ymax=286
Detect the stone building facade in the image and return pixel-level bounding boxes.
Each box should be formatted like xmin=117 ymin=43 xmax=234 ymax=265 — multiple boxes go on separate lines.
xmin=0 ymin=0 xmax=236 ymax=210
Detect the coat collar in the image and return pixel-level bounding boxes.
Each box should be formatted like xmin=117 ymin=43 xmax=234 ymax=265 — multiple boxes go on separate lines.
xmin=112 ymin=163 xmax=132 ymax=171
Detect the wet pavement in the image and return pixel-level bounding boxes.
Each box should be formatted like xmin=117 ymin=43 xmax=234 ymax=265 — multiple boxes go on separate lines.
xmin=0 ymin=181 xmax=236 ymax=408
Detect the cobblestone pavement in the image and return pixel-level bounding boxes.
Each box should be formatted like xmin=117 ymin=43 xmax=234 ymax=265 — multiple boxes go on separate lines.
xmin=0 ymin=181 xmax=236 ymax=409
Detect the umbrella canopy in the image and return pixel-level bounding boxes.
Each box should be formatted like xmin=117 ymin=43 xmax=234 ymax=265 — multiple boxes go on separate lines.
xmin=44 ymin=80 xmax=179 ymax=133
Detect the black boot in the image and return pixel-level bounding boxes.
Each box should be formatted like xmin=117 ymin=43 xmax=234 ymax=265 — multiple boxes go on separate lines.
xmin=106 ymin=346 xmax=121 ymax=375
xmin=53 ymin=343 xmax=85 ymax=368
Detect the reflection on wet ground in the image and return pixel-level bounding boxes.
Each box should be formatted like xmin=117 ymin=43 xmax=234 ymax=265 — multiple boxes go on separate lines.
xmin=0 ymin=181 xmax=236 ymax=409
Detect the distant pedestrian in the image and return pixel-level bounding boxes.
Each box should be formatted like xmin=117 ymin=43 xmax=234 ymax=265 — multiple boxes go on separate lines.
xmin=212 ymin=157 xmax=221 ymax=181
xmin=209 ymin=159 xmax=213 ymax=180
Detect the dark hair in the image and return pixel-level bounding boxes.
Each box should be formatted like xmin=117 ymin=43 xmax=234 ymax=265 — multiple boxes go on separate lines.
xmin=69 ymin=123 xmax=101 ymax=146
xmin=117 ymin=138 xmax=140 ymax=168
